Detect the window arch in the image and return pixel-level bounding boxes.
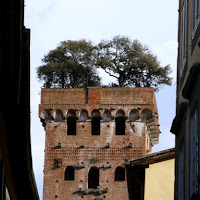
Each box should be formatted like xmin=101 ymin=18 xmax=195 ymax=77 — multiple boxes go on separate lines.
xmin=64 ymin=166 xmax=75 ymax=181
xmin=115 ymin=167 xmax=125 ymax=181
xmin=102 ymin=109 xmax=112 ymax=122
xmin=91 ymin=110 xmax=101 ymax=135
xmin=79 ymin=109 xmax=88 ymax=121
xmin=67 ymin=110 xmax=76 ymax=135
xmin=54 ymin=109 xmax=64 ymax=122
xmin=141 ymin=109 xmax=153 ymax=122
xmin=115 ymin=110 xmax=125 ymax=135
xmin=44 ymin=109 xmax=53 ymax=121
xmin=129 ymin=109 xmax=139 ymax=122
xmin=88 ymin=167 xmax=99 ymax=188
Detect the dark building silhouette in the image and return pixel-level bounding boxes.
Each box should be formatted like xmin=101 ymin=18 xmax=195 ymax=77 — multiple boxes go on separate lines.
xmin=171 ymin=0 xmax=200 ymax=199
xmin=0 ymin=0 xmax=39 ymax=199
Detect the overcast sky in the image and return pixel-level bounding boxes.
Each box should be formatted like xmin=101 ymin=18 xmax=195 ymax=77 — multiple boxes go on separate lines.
xmin=25 ymin=0 xmax=178 ymax=198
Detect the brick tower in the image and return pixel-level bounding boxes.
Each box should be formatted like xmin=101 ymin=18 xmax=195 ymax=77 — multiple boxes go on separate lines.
xmin=39 ymin=87 xmax=160 ymax=200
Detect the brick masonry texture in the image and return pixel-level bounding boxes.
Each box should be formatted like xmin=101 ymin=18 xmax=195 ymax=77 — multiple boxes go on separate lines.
xmin=39 ymin=87 xmax=160 ymax=200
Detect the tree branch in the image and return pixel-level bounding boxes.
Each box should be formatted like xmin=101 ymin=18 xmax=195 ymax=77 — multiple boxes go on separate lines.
xmin=104 ymin=68 xmax=118 ymax=79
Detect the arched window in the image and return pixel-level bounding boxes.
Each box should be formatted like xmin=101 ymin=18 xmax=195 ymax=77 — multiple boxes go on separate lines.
xmin=88 ymin=167 xmax=99 ymax=188
xmin=67 ymin=110 xmax=76 ymax=135
xmin=141 ymin=109 xmax=153 ymax=122
xmin=54 ymin=109 xmax=64 ymax=122
xmin=64 ymin=166 xmax=75 ymax=180
xmin=102 ymin=109 xmax=112 ymax=122
xmin=115 ymin=110 xmax=125 ymax=135
xmin=115 ymin=167 xmax=125 ymax=181
xmin=129 ymin=109 xmax=139 ymax=122
xmin=91 ymin=110 xmax=101 ymax=135
xmin=79 ymin=109 xmax=88 ymax=122
xmin=44 ymin=109 xmax=53 ymax=121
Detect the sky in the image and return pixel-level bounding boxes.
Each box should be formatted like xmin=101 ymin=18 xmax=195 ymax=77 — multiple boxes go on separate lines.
xmin=25 ymin=0 xmax=178 ymax=198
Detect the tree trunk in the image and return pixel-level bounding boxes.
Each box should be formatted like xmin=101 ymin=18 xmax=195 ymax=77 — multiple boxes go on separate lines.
xmin=61 ymin=70 xmax=65 ymax=88
xmin=119 ymin=73 xmax=125 ymax=87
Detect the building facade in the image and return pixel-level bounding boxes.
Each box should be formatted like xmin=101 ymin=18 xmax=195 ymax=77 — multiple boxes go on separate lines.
xmin=39 ymin=87 xmax=160 ymax=200
xmin=0 ymin=0 xmax=39 ymax=199
xmin=171 ymin=0 xmax=200 ymax=199
xmin=127 ymin=148 xmax=175 ymax=200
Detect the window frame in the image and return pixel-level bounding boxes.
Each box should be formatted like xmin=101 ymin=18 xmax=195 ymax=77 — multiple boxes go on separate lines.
xmin=115 ymin=110 xmax=126 ymax=135
xmin=115 ymin=116 xmax=125 ymax=135
xmin=114 ymin=167 xmax=125 ymax=181
xmin=91 ymin=110 xmax=101 ymax=136
xmin=67 ymin=110 xmax=77 ymax=136
xmin=88 ymin=167 xmax=99 ymax=189
xmin=64 ymin=166 xmax=75 ymax=181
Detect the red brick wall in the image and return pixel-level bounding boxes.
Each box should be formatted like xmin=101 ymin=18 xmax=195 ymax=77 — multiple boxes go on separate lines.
xmin=40 ymin=87 xmax=155 ymax=106
xmin=39 ymin=88 xmax=159 ymax=200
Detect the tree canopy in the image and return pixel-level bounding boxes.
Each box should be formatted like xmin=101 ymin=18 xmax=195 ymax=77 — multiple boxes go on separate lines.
xmin=37 ymin=36 xmax=172 ymax=91
xmin=96 ymin=36 xmax=172 ymax=90
xmin=37 ymin=40 xmax=101 ymax=88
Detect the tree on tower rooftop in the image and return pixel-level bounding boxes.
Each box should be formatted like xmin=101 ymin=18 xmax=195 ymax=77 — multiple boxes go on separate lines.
xmin=37 ymin=36 xmax=172 ymax=91
xmin=37 ymin=39 xmax=101 ymax=88
xmin=96 ymin=35 xmax=172 ymax=91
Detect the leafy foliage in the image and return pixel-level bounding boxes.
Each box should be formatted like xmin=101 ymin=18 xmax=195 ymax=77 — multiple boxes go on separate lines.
xmin=37 ymin=36 xmax=172 ymax=91
xmin=37 ymin=40 xmax=101 ymax=88
xmin=96 ymin=36 xmax=172 ymax=90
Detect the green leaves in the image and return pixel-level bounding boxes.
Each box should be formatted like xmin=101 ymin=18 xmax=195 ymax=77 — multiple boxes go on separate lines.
xmin=37 ymin=40 xmax=101 ymax=88
xmin=37 ymin=36 xmax=172 ymax=91
xmin=96 ymin=35 xmax=172 ymax=91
